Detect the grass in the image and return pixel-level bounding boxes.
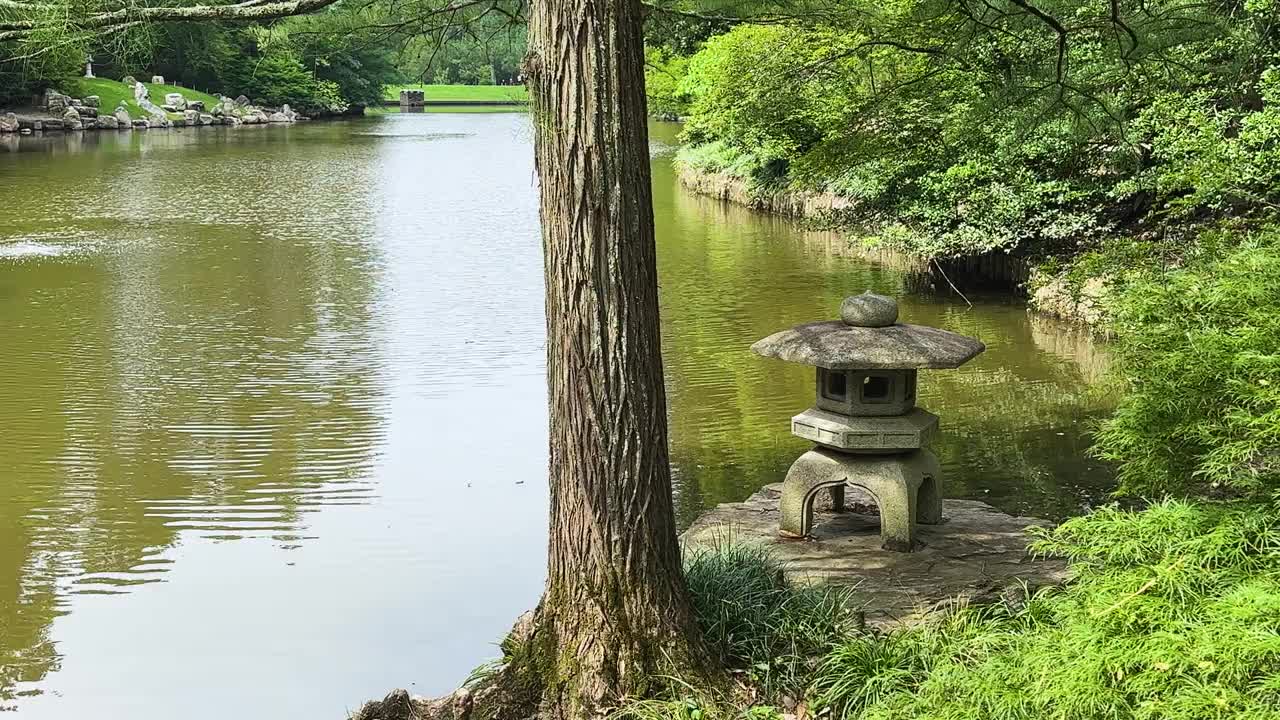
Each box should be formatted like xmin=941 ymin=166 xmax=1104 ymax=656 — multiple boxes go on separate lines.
xmin=605 ymin=499 xmax=1280 ymax=720
xmin=64 ymin=77 xmax=223 ymax=119
xmin=381 ymin=83 xmax=528 ymax=103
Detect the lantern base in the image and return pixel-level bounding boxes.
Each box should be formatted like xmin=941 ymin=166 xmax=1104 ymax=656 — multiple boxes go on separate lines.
xmin=779 ymin=447 xmax=942 ymax=551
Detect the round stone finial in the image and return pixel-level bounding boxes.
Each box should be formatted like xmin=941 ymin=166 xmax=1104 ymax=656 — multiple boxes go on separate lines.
xmin=840 ymin=292 xmax=898 ymax=327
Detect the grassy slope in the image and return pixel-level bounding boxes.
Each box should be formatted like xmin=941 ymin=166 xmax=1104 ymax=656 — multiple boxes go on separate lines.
xmin=381 ymin=84 xmax=528 ymax=102
xmin=66 ymin=78 xmax=222 ymax=119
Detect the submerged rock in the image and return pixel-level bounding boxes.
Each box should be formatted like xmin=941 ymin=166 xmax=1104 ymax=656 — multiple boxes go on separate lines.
xmin=682 ymin=483 xmax=1068 ymax=628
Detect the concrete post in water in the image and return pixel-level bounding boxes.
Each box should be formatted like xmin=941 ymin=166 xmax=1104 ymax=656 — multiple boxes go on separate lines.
xmin=751 ymin=292 xmax=985 ymax=551
xmin=399 ymin=89 xmax=425 ymax=108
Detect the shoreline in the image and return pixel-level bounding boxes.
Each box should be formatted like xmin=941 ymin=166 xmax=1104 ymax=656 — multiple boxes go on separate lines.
xmin=674 ymin=161 xmax=1103 ymax=325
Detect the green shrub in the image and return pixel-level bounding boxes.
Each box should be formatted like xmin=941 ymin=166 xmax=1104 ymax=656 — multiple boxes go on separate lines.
xmin=809 ymin=499 xmax=1280 ymax=720
xmin=645 ymin=47 xmax=691 ymax=120
xmin=1093 ymin=228 xmax=1280 ymax=497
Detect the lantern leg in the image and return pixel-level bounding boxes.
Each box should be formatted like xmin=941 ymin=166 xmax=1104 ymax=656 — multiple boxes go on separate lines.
xmin=829 ymin=484 xmax=846 ymax=511
xmin=779 ymin=449 xmax=844 ymax=538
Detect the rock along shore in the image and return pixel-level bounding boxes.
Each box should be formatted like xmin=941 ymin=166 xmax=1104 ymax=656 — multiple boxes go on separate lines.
xmin=0 ymin=81 xmax=309 ymax=137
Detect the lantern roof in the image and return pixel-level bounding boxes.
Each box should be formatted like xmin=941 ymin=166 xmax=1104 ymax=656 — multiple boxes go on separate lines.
xmin=750 ymin=294 xmax=985 ymax=370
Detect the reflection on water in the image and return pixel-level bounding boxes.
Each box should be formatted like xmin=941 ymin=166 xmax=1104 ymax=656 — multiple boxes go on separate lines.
xmin=0 ymin=114 xmax=1112 ymax=717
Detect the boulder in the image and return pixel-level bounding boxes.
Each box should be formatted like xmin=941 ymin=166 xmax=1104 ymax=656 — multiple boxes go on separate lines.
xmin=187 ymin=100 xmax=205 ymax=112
xmin=0 ymin=112 xmax=17 ymax=133
xmin=222 ymin=115 xmax=242 ymax=126
xmin=122 ymin=75 xmax=137 ymax=86
xmin=280 ymin=103 xmax=296 ymax=120
xmin=132 ymin=119 xmax=149 ymax=130
xmin=83 ymin=95 xmax=100 ymax=108
xmin=199 ymin=113 xmax=215 ymax=125
xmin=267 ymin=111 xmax=291 ymax=123
xmin=133 ymin=82 xmax=149 ymax=103
xmin=151 ymin=75 xmax=165 ymax=84
xmin=161 ymin=104 xmax=178 ymax=113
xmin=45 ymin=92 xmax=67 ymax=113
xmin=114 ymin=108 xmax=131 ymax=126
xmin=182 ymin=109 xmax=199 ymax=125
xmin=69 ymin=98 xmax=83 ymax=107
xmin=165 ymin=93 xmax=187 ymax=110
xmin=146 ymin=116 xmax=167 ymax=129
xmin=62 ymin=108 xmax=82 ymax=131
xmin=96 ymin=115 xmax=119 ymax=130
xmin=78 ymin=107 xmax=98 ymax=119
xmin=235 ymin=95 xmax=250 ymax=106
xmin=42 ymin=118 xmax=64 ymax=132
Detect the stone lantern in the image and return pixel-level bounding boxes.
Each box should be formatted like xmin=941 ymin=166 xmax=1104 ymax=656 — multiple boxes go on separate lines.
xmin=751 ymin=293 xmax=985 ymax=551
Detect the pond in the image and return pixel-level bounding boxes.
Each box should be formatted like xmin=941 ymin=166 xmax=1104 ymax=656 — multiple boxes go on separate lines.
xmin=0 ymin=112 xmax=1113 ymax=717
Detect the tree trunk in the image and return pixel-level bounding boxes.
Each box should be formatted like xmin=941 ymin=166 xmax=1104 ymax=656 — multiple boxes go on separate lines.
xmin=506 ymin=0 xmax=719 ymax=715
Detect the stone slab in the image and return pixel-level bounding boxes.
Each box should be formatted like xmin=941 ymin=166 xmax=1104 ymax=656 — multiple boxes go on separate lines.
xmin=792 ymin=406 xmax=938 ymax=451
xmin=682 ymin=483 xmax=1067 ymax=628
xmin=752 ymin=321 xmax=985 ymax=369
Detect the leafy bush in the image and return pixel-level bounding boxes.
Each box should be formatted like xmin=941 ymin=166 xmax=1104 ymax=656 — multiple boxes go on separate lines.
xmin=670 ymin=1 xmax=1279 ymax=260
xmin=645 ymin=47 xmax=691 ymax=120
xmin=810 ymin=499 xmax=1280 ymax=720
xmin=1093 ymin=229 xmax=1280 ymax=497
xmin=0 ymin=41 xmax=80 ymax=106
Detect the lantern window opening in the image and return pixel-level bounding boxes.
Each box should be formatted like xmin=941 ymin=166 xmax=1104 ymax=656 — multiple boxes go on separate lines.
xmin=823 ymin=370 xmax=848 ymax=402
xmin=861 ymin=374 xmax=892 ymax=403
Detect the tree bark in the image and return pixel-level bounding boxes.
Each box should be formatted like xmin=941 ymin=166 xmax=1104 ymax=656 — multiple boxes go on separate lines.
xmin=504 ymin=0 xmax=719 ymax=715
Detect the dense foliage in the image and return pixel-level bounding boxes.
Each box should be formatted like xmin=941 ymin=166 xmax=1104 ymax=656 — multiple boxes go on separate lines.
xmin=1090 ymin=228 xmax=1280 ymax=498
xmin=665 ymin=0 xmax=1280 ymax=260
xmin=136 ymin=19 xmax=402 ymax=113
xmin=812 ymin=498 xmax=1280 ymax=720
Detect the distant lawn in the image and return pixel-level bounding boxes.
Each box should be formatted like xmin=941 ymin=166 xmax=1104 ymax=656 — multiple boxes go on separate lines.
xmin=66 ymin=78 xmax=223 ymax=119
xmin=382 ymin=84 xmax=528 ymax=103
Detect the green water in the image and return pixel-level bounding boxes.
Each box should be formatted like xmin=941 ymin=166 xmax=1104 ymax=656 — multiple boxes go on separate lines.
xmin=0 ymin=114 xmax=1113 ymax=717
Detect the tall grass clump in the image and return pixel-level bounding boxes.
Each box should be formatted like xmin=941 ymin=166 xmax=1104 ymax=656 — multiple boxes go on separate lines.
xmin=683 ymin=543 xmax=858 ymax=697
xmin=808 ymin=498 xmax=1280 ymax=720
xmin=610 ymin=544 xmax=858 ymax=719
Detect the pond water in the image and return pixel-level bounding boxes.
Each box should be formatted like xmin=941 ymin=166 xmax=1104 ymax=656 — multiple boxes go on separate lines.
xmin=0 ymin=112 xmax=1113 ymax=717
